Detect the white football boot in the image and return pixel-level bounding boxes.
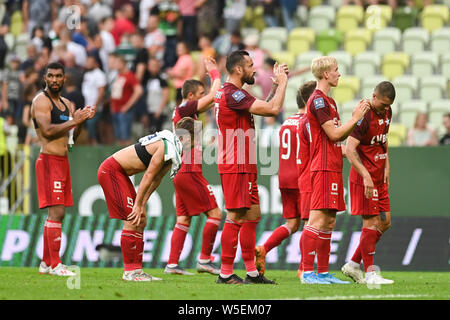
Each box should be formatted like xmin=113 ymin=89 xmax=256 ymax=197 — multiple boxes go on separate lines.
xmin=341 ymin=262 xmax=365 ymax=284
xmin=39 ymin=261 xmax=51 ymax=274
xmin=122 ymin=269 xmax=162 ymax=281
xmin=49 ymin=263 xmax=76 ymax=276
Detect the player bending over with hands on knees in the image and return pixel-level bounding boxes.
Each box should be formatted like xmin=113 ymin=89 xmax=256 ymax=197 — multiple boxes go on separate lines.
xmin=341 ymin=81 xmax=395 ymax=285
xmin=98 ymin=117 xmax=196 ymax=281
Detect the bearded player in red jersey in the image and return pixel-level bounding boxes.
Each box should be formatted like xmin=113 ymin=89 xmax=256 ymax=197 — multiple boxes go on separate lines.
xmin=254 ymin=80 xmax=317 ymax=277
xmin=214 ymin=50 xmax=288 ymax=284
xmin=300 ymin=56 xmax=370 ymax=284
xmin=341 ymin=81 xmax=396 ymax=285
xmin=165 ymin=58 xmax=223 ymax=276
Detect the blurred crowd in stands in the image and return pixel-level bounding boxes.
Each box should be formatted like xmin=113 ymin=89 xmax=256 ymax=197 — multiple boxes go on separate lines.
xmin=0 ymin=0 xmax=448 ymax=149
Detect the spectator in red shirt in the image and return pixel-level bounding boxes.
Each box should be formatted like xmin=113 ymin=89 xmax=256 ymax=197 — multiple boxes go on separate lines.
xmin=111 ymin=4 xmax=136 ymax=46
xmin=110 ymin=55 xmax=143 ymax=145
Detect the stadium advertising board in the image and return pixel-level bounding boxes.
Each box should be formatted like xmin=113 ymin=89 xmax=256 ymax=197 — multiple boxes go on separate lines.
xmin=0 ymin=213 xmax=448 ymax=271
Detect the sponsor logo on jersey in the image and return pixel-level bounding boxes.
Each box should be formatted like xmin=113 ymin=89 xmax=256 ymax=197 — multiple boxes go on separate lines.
xmin=385 ymin=118 xmax=390 ymax=126
xmin=60 ymin=115 xmax=70 ymax=121
xmin=232 ymin=90 xmax=246 ymax=102
xmin=313 ymin=97 xmax=325 ymax=109
xmin=379 ymin=119 xmax=384 ymax=125
xmin=215 ymin=91 xmax=223 ymax=99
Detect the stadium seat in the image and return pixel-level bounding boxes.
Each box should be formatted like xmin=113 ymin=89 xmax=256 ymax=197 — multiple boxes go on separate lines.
xmin=336 ymin=5 xmax=364 ymax=34
xmin=421 ymin=5 xmax=449 ymax=33
xmin=364 ymin=5 xmax=393 ymax=32
xmin=361 ymin=75 xmax=388 ymax=98
xmin=419 ymin=76 xmax=447 ymax=102
xmin=308 ymin=5 xmax=336 ymax=33
xmin=353 ymin=51 xmax=381 ymax=78
xmin=328 ymin=51 xmax=353 ymax=75
xmin=428 ymin=100 xmax=450 ymax=133
xmin=381 ymin=52 xmax=410 ymax=80
xmin=401 ymin=27 xmax=430 ymax=54
xmin=296 ymin=50 xmax=323 ymax=69
xmin=392 ymin=75 xmax=419 ymax=104
xmin=442 ymin=52 xmax=450 ymax=79
xmin=372 ymin=27 xmax=402 ymax=55
xmin=259 ymin=38 xmax=283 ymax=53
xmin=411 ymin=52 xmax=439 ymax=77
xmin=271 ymin=51 xmax=296 ymax=68
xmin=387 ymin=122 xmax=407 ymax=146
xmin=260 ymin=27 xmax=288 ymax=52
xmin=240 ymin=27 xmax=259 ymax=39
xmin=392 ymin=6 xmax=419 ymax=32
xmin=332 ymin=76 xmax=360 ymax=104
xmin=285 ymin=83 xmax=300 ymax=115
xmin=316 ymin=29 xmax=343 ymax=55
xmin=344 ymin=28 xmax=372 ymax=56
xmin=328 ymin=0 xmax=343 ymax=9
xmin=295 ymin=5 xmax=309 ymax=26
xmin=430 ymin=28 xmax=450 ymax=55
xmin=398 ymin=100 xmax=428 ymax=128
xmin=287 ymin=28 xmax=315 ymax=55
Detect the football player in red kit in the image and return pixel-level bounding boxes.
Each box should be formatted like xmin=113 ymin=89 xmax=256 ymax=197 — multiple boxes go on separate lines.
xmin=214 ymin=50 xmax=288 ymax=284
xmin=254 ymin=81 xmax=317 ymax=277
xmin=165 ymin=58 xmax=223 ymax=276
xmin=300 ymin=56 xmax=370 ymax=284
xmin=341 ymin=81 xmax=396 ymax=285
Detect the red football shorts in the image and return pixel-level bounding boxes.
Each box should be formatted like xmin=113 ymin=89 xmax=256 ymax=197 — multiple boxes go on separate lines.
xmin=35 ymin=153 xmax=73 ymax=209
xmin=350 ymin=182 xmax=390 ymax=215
xmin=300 ymin=192 xmax=311 ymax=220
xmin=280 ymin=188 xmax=301 ymax=219
xmin=310 ymin=170 xmax=346 ymax=212
xmin=220 ymin=173 xmax=259 ymax=210
xmin=173 ymin=172 xmax=218 ymax=216
xmin=97 ymin=156 xmax=136 ymax=220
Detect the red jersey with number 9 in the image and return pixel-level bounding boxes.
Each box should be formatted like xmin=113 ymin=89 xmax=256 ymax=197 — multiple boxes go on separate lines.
xmin=278 ymin=113 xmax=302 ymax=189
xmin=306 ymin=89 xmax=343 ymax=172
xmin=297 ymin=114 xmax=312 ymax=193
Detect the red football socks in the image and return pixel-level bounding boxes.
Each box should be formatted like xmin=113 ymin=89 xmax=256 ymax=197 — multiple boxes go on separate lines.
xmin=351 ymin=228 xmax=383 ymax=271
xmin=167 ymin=223 xmax=190 ymax=265
xmin=45 ymin=219 xmax=62 ymax=268
xmin=300 ymin=226 xmax=319 ymax=272
xmin=240 ymin=219 xmax=260 ymax=273
xmin=121 ymin=230 xmax=144 ymax=271
xmin=200 ymin=217 xmax=221 ymax=261
xmin=263 ymin=224 xmax=291 ymax=253
xmin=317 ymin=230 xmax=332 ymax=273
xmin=220 ymin=219 xmax=242 ymax=276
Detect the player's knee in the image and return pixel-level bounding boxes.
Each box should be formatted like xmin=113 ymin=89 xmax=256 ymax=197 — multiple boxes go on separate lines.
xmin=207 ymin=207 xmax=222 ymax=220
xmin=286 ymin=219 xmax=301 ymax=233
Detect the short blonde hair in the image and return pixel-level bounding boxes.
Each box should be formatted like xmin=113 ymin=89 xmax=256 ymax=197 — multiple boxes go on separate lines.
xmin=311 ymin=56 xmax=337 ymax=80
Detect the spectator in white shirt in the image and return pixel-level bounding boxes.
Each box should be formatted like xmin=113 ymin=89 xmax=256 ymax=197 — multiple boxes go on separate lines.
xmin=82 ymin=55 xmax=107 ymax=144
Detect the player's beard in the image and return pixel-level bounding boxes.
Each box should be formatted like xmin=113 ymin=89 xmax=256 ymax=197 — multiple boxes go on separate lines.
xmin=47 ymin=82 xmax=64 ymax=94
xmin=243 ymin=73 xmax=255 ymax=85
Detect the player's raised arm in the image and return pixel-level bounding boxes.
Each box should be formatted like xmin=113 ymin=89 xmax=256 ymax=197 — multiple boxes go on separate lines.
xmin=321 ymin=99 xmax=370 ymax=142
xmin=248 ymin=63 xmax=288 ymax=116
xmin=197 ymin=57 xmax=222 ymax=113
xmin=32 ymin=95 xmax=90 ymax=139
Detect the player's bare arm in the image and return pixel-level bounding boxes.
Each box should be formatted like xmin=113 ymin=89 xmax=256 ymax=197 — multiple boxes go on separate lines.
xmin=248 ymin=64 xmax=288 ymax=116
xmin=321 ymin=99 xmax=370 ymax=142
xmin=346 ymin=135 xmax=374 ymax=199
xmin=32 ymin=94 xmax=89 ymax=140
xmin=384 ymin=141 xmax=390 ymax=188
xmin=197 ymin=57 xmax=221 ymax=113
xmin=128 ymin=141 xmax=167 ymax=225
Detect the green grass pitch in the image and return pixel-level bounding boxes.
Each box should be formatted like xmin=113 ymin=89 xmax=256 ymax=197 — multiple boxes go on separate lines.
xmin=1 ymin=267 xmax=449 ymax=300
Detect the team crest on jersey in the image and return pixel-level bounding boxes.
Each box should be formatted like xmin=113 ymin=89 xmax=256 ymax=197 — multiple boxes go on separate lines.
xmin=385 ymin=118 xmax=390 ymax=126
xmin=379 ymin=119 xmax=384 ymax=125
xmin=215 ymin=91 xmax=223 ymax=99
xmin=313 ymin=97 xmax=325 ymax=109
xmin=232 ymin=90 xmax=246 ymax=102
